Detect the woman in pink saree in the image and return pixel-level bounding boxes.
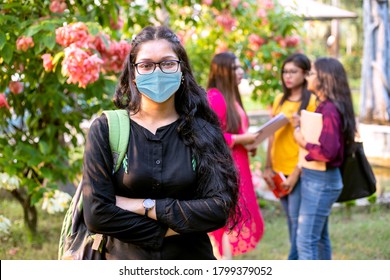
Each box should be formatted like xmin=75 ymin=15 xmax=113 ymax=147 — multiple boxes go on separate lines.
xmin=206 ymin=52 xmax=264 ymax=259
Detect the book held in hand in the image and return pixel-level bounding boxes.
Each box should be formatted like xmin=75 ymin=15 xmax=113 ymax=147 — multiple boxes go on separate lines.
xmin=252 ymin=113 xmax=289 ymax=146
xmin=298 ymin=110 xmax=326 ymax=171
xmin=271 ymin=172 xmax=290 ymax=198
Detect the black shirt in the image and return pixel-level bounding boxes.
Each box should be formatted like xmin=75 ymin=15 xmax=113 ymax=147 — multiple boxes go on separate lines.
xmin=82 ymin=114 xmax=229 ymax=259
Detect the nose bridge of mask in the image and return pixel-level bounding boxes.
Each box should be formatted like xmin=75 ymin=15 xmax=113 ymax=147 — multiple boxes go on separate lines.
xmin=146 ymin=71 xmax=175 ymax=92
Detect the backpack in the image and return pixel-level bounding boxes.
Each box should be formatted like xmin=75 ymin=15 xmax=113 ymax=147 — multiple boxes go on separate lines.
xmin=58 ymin=109 xmax=130 ymax=260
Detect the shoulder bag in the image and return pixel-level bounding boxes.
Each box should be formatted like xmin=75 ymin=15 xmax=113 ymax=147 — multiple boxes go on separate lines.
xmin=337 ymin=141 xmax=377 ymax=202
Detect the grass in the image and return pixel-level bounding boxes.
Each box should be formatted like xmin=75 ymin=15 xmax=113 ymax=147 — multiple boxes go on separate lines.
xmin=1 ymin=195 xmax=389 ymax=260
xmin=236 ymin=200 xmax=390 ymax=260
xmin=0 ymin=197 xmax=63 ymax=260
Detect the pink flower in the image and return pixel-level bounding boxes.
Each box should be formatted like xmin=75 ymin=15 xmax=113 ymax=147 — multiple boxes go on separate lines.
xmin=91 ymin=33 xmax=111 ymax=54
xmin=215 ymin=42 xmax=229 ymax=54
xmin=9 ymin=81 xmax=23 ymax=94
xmin=274 ymin=35 xmax=283 ymax=43
xmin=263 ymin=0 xmax=274 ymax=10
xmin=278 ymin=38 xmax=286 ymax=48
xmin=202 ymin=0 xmax=213 ymax=5
xmin=257 ymin=0 xmax=274 ymax=9
xmin=248 ymin=34 xmax=266 ymax=51
xmin=61 ymin=45 xmax=103 ymax=88
xmin=285 ymin=35 xmax=300 ymax=47
xmin=216 ymin=11 xmax=237 ymax=32
xmin=49 ymin=0 xmax=67 ymax=13
xmin=16 ymin=36 xmax=34 ymax=52
xmin=271 ymin=51 xmax=282 ymax=59
xmin=7 ymin=248 xmax=19 ymax=256
xmin=110 ymin=16 xmax=124 ymax=30
xmin=41 ymin=54 xmax=54 ymax=72
xmin=101 ymin=40 xmax=131 ymax=73
xmin=245 ymin=50 xmax=255 ymax=59
xmin=0 ymin=93 xmax=10 ymax=109
xmin=256 ymin=8 xmax=267 ymax=18
xmin=231 ymin=0 xmax=241 ymax=8
xmin=264 ymin=63 xmax=272 ymax=71
xmin=176 ymin=29 xmax=195 ymax=45
xmin=91 ymin=34 xmax=131 ymax=73
xmin=55 ymin=22 xmax=90 ymax=48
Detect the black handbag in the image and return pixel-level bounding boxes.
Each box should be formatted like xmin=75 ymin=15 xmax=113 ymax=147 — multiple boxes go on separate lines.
xmin=337 ymin=141 xmax=377 ymax=202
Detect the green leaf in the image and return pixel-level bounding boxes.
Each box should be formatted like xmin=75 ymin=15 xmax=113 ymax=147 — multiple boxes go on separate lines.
xmin=40 ymin=167 xmax=54 ymax=181
xmin=25 ymin=24 xmax=44 ymax=37
xmin=39 ymin=141 xmax=50 ymax=155
xmin=0 ymin=32 xmax=6 ymax=49
xmin=42 ymin=32 xmax=56 ymax=50
xmin=86 ymin=22 xmax=100 ymax=36
xmin=55 ymin=64 xmax=67 ymax=84
xmin=2 ymin=43 xmax=13 ymax=64
xmin=52 ymin=51 xmax=64 ymax=65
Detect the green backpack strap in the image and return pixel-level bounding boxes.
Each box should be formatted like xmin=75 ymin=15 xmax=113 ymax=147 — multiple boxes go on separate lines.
xmin=102 ymin=109 xmax=130 ymax=174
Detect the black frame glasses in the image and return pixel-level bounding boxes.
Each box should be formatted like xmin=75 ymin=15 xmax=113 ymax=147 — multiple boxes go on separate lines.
xmin=282 ymin=69 xmax=301 ymax=75
xmin=134 ymin=60 xmax=181 ymax=75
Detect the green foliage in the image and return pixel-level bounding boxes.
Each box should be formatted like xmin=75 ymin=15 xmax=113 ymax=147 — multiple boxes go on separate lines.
xmin=170 ymin=0 xmax=304 ymax=105
xmin=0 ymin=0 xmax=303 ymax=234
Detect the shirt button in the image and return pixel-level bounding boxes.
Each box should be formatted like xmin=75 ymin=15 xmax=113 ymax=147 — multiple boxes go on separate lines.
xmin=156 ymin=160 xmax=161 ymax=165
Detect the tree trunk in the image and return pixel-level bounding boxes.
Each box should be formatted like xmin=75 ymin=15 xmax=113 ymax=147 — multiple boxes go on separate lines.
xmin=360 ymin=0 xmax=390 ymax=124
xmin=11 ymin=189 xmax=38 ymax=235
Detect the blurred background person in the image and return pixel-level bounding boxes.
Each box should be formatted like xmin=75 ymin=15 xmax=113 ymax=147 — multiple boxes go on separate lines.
xmin=206 ymin=52 xmax=264 ymax=259
xmin=263 ymin=53 xmax=317 ymax=259
xmin=293 ymin=57 xmax=356 ymax=259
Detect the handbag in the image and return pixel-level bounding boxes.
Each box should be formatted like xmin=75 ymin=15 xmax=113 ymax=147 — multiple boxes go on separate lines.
xmin=337 ymin=141 xmax=377 ymax=202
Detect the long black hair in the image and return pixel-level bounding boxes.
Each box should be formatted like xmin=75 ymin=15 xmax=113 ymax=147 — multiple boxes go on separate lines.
xmin=207 ymin=52 xmax=245 ymax=133
xmin=279 ymin=52 xmax=312 ymax=112
xmin=313 ymin=57 xmax=357 ymax=143
xmin=113 ymin=26 xmax=241 ymax=230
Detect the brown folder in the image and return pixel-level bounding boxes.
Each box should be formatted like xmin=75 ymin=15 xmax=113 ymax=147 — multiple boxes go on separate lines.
xmin=298 ymin=110 xmax=326 ymax=171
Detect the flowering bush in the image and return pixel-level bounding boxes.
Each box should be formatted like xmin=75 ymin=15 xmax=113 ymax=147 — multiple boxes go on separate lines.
xmin=41 ymin=190 xmax=72 ymax=214
xmin=0 ymin=0 xmax=303 ymax=234
xmin=0 ymin=215 xmax=12 ymax=237
xmin=171 ymin=0 xmax=303 ymax=104
xmin=0 ymin=0 xmax=133 ymax=233
xmin=0 ymin=173 xmax=21 ymax=191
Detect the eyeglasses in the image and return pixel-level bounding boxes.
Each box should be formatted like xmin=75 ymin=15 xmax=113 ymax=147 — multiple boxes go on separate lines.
xmin=134 ymin=60 xmax=181 ymax=75
xmin=282 ymin=69 xmax=301 ymax=75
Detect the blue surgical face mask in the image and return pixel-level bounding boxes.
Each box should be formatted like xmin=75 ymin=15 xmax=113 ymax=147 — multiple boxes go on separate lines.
xmin=135 ymin=70 xmax=182 ymax=103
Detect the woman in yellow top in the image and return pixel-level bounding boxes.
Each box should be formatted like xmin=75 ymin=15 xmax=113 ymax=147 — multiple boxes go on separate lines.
xmin=263 ymin=53 xmax=317 ymax=260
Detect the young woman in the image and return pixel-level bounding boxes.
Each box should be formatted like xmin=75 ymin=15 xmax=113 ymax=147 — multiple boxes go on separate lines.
xmin=206 ymin=52 xmax=264 ymax=259
xmin=81 ymin=26 xmax=241 ymax=259
xmin=263 ymin=53 xmax=317 ymax=259
xmin=294 ymin=57 xmax=356 ymax=259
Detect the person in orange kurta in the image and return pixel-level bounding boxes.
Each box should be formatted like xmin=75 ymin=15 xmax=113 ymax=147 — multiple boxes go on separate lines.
xmin=206 ymin=52 xmax=264 ymax=259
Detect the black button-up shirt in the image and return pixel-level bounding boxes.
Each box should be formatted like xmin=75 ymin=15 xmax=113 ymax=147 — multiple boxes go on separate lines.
xmin=82 ymin=114 xmax=230 ymax=259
